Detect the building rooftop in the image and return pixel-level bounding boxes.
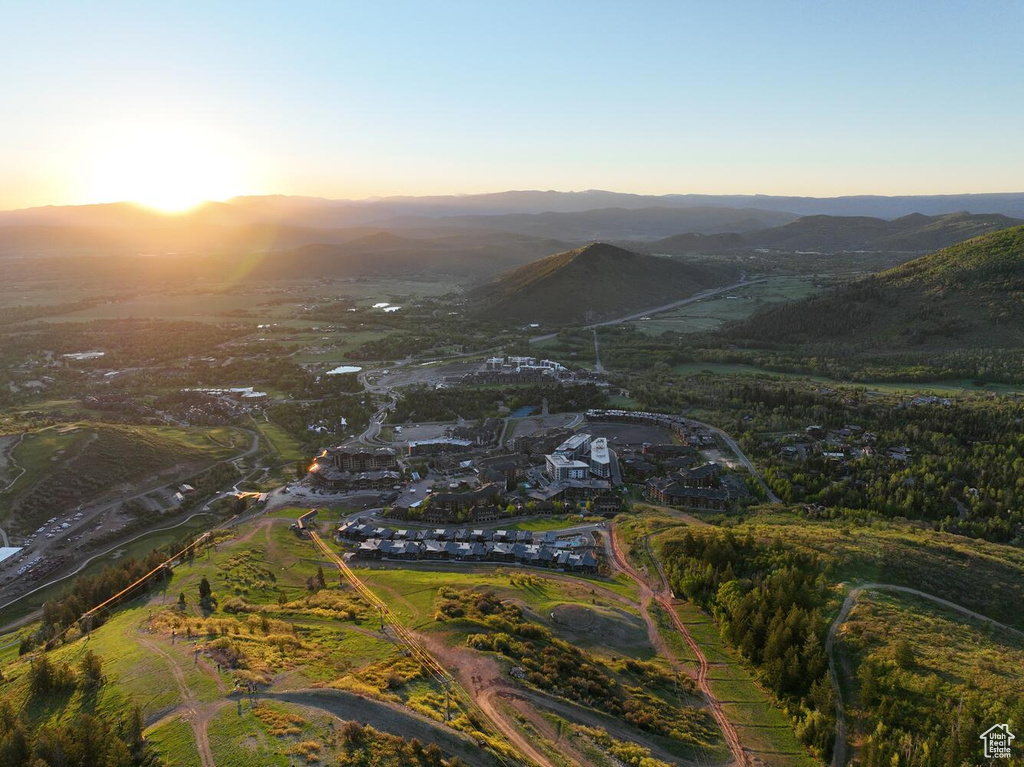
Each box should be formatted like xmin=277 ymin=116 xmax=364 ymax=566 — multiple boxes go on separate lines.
xmin=408 ymin=438 xmax=475 ymax=448
xmin=555 ymin=432 xmax=591 ymax=454
xmin=545 ymin=453 xmax=590 ymax=469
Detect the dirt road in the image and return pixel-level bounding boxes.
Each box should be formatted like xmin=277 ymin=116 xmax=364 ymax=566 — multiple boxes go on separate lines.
xmin=609 ymin=524 xmax=749 ymax=767
xmin=826 ymin=582 xmax=1024 ymax=767
xmin=137 ymin=631 xmax=223 ymax=767
xmin=421 ymin=633 xmax=556 ymax=767
xmin=263 ymin=689 xmax=505 ymax=767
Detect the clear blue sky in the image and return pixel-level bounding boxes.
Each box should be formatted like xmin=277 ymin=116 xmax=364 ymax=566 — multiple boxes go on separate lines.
xmin=2 ymin=0 xmax=1023 ymax=208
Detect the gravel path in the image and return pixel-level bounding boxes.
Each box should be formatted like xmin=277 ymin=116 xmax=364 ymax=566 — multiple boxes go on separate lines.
xmin=826 ymin=582 xmax=1024 ymax=766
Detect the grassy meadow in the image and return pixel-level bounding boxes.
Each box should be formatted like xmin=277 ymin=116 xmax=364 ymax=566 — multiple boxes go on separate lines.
xmin=634 ymin=276 xmax=820 ymax=336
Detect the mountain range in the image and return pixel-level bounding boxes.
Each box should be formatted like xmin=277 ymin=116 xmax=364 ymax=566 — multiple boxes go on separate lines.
xmin=8 ymin=189 xmax=1024 ymax=225
xmin=4 ymin=191 xmax=1024 ymax=256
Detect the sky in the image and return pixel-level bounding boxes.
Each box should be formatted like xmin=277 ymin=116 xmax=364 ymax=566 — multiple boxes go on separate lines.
xmin=2 ymin=0 xmax=1023 ymax=210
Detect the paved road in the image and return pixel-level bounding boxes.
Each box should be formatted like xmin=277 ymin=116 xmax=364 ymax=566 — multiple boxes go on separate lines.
xmin=826 ymin=583 xmax=1024 ymax=767
xmin=584 ymin=275 xmax=756 ymax=329
xmin=263 ymin=689 xmax=504 ymax=767
xmin=0 ymin=429 xmax=262 ymax=630
xmin=673 ymin=416 xmax=781 ymax=503
xmin=527 ymin=275 xmax=757 ymax=344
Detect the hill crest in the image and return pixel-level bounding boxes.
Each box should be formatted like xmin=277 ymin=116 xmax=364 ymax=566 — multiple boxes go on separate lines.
xmin=471 ymin=242 xmax=736 ymax=326
xmin=725 ymin=226 xmax=1024 ymax=348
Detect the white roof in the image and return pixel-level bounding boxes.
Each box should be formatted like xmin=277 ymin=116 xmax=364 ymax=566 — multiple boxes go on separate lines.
xmin=555 ymin=433 xmax=591 ymax=453
xmin=546 ymin=453 xmax=589 ymax=469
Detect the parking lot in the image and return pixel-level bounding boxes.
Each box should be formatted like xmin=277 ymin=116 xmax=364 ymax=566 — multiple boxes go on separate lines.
xmin=582 ymin=420 xmax=674 ymax=448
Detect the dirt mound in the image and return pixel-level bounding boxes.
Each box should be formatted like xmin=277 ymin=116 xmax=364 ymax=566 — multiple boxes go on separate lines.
xmin=549 ymin=603 xmax=651 ymax=658
xmin=551 ymin=603 xmax=597 ymax=631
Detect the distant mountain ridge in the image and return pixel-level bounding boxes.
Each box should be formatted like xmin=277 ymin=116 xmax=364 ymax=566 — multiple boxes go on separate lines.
xmin=2 ymin=194 xmax=1023 ymax=259
xmin=410 ymin=206 xmax=795 ymax=240
xmin=644 ymin=212 xmax=1024 ymax=255
xmin=7 ymin=189 xmax=1024 ymax=223
xmin=725 ymin=226 xmax=1024 ymax=348
xmin=469 ymin=242 xmax=737 ymax=325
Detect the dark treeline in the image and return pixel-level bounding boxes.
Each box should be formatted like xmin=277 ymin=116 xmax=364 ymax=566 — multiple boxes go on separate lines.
xmin=588 ymin=319 xmax=1024 ymax=384
xmin=267 ymin=392 xmax=374 ymax=453
xmin=693 ymin=344 xmax=1024 ymax=385
xmin=0 ymin=699 xmax=158 ymax=767
xmin=4 ymin=319 xmax=246 ymax=367
xmin=661 ymin=528 xmax=835 ymax=759
xmin=119 ymin=356 xmax=362 ymax=399
xmin=22 ymin=545 xmax=187 ymax=653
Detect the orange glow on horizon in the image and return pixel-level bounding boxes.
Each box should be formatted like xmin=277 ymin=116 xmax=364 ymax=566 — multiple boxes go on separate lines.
xmin=81 ymin=121 xmax=249 ymax=212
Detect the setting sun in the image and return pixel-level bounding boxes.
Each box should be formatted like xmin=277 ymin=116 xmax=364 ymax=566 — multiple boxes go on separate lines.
xmin=83 ymin=122 xmax=245 ymax=212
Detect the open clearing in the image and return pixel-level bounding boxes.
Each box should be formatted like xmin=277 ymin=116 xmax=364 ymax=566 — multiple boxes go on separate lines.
xmin=634 ymin=276 xmax=820 ymax=336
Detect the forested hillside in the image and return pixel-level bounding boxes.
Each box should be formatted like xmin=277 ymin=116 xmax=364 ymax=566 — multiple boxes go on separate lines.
xmin=724 ymin=226 xmax=1024 ymax=349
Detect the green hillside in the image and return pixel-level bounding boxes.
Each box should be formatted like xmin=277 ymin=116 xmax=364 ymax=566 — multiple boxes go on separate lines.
xmin=647 ymin=212 xmax=1023 ymax=255
xmin=470 ymin=242 xmax=736 ymax=325
xmin=0 ymin=423 xmax=244 ymax=533
xmin=725 ymin=226 xmax=1024 ymax=348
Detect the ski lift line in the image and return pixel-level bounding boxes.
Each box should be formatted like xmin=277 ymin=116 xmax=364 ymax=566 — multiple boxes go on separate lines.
xmin=307 ymin=530 xmax=521 ymax=767
xmin=80 ymin=533 xmax=211 ymax=620
xmin=45 ymin=533 xmax=212 ymax=649
xmin=307 ymin=531 xmax=453 ymax=687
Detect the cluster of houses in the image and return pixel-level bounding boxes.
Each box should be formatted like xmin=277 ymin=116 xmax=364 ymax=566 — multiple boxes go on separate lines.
xmin=775 ymin=424 xmax=881 ymax=464
xmin=336 ymin=520 xmax=599 ymax=572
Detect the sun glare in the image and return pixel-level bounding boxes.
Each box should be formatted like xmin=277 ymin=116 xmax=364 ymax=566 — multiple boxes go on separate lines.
xmin=85 ymin=123 xmax=245 ymax=212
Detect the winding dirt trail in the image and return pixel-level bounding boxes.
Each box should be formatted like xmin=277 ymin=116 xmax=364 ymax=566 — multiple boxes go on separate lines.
xmin=263 ymin=689 xmax=503 ymax=767
xmin=500 ymin=686 xmax=705 ymax=766
xmin=136 ymin=632 xmax=222 ymax=767
xmin=609 ymin=524 xmax=749 ymax=767
xmin=310 ymin=530 xmax=548 ymax=767
xmin=826 ymin=582 xmax=1024 ymax=767
xmin=420 ymin=633 xmax=558 ymax=767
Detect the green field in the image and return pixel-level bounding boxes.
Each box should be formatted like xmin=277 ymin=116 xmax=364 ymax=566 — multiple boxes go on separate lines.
xmin=634 ymin=276 xmax=820 ymax=336
xmin=837 ymin=589 xmax=1024 ymax=763
xmin=673 ymin=601 xmax=819 ymax=767
xmin=287 ymin=329 xmax=394 ymax=364
xmin=147 ymin=715 xmax=204 ymax=767
xmin=669 ymin=361 xmax=1024 ymax=396
xmin=253 ymin=418 xmax=306 ymax=463
xmin=0 ymin=423 xmax=246 ymax=528
xmin=354 ymin=563 xmax=642 ymax=632
xmin=0 ymin=426 xmax=87 ymax=499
